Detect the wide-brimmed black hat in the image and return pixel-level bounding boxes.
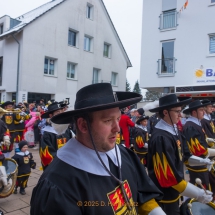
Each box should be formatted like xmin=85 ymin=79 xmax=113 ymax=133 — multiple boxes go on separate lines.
xmin=149 ymin=94 xmax=191 ymax=113
xmin=41 ymin=102 xmax=64 ymax=118
xmin=136 ymin=115 xmax=149 ymax=125
xmin=51 ymin=83 xmax=142 ymax=124
xmin=1 ymin=101 xmax=14 ymax=109
xmin=183 ymin=100 xmax=211 ymax=114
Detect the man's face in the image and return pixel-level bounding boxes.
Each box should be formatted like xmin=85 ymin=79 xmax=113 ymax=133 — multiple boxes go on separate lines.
xmin=90 ymin=107 xmax=121 ymax=152
xmin=164 ymin=107 xmax=182 ymax=125
xmin=196 ymin=107 xmax=205 ymax=120
xmin=140 ymin=119 xmax=148 ymax=127
xmin=205 ymin=105 xmax=213 ymax=114
xmin=5 ymin=104 xmax=13 ymax=110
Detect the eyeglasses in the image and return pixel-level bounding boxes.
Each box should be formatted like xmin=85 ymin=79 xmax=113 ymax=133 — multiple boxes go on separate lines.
xmin=169 ymin=109 xmax=182 ymax=114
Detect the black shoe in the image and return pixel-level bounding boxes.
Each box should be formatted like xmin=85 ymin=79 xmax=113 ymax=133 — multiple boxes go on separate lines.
xmin=20 ymin=188 xmax=26 ymax=195
xmin=13 ymin=188 xmax=17 ymax=194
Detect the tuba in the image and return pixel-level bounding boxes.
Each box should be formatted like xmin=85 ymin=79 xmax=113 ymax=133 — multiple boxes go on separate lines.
xmin=0 ymin=158 xmax=18 ymax=198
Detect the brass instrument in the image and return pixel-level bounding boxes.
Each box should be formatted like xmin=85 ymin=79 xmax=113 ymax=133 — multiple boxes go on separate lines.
xmin=0 ymin=107 xmax=21 ymax=114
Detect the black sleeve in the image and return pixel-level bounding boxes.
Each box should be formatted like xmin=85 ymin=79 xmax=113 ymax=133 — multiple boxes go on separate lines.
xmin=30 ymin=179 xmax=82 ymax=215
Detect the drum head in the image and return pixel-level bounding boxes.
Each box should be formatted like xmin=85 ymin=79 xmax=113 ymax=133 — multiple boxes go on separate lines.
xmin=3 ymin=158 xmax=17 ymax=175
xmin=180 ymin=198 xmax=215 ymax=215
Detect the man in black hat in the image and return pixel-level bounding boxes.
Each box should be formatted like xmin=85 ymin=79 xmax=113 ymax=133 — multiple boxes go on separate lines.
xmin=132 ymin=115 xmax=149 ymax=165
xmin=39 ymin=102 xmax=72 ymax=170
xmin=147 ymin=95 xmax=213 ymax=215
xmin=31 ymin=83 xmax=165 ymax=215
xmin=183 ymin=100 xmax=215 ymax=200
xmin=201 ymin=100 xmax=215 ymax=141
xmin=1 ymin=101 xmax=21 ymax=157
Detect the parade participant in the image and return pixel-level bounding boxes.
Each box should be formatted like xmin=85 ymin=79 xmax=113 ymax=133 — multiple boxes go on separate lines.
xmin=12 ymin=141 xmax=36 ymax=195
xmin=31 ymin=83 xmax=166 ymax=215
xmin=119 ymin=110 xmax=135 ymax=148
xmin=133 ymin=115 xmax=149 ymax=165
xmin=39 ymin=102 xmax=72 ymax=170
xmin=201 ymin=100 xmax=215 ymax=141
xmin=147 ymin=113 xmax=160 ymax=134
xmin=148 ymin=94 xmax=213 ymax=215
xmin=130 ymin=108 xmax=137 ymax=123
xmin=14 ymin=104 xmax=30 ymax=152
xmin=183 ymin=100 xmax=215 ymax=200
xmin=136 ymin=108 xmax=144 ymax=119
xmin=0 ymin=108 xmax=11 ymax=155
xmin=1 ymin=101 xmax=21 ymax=157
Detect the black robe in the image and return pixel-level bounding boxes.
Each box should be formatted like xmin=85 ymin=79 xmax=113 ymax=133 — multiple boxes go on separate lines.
xmin=183 ymin=121 xmax=210 ymax=189
xmin=40 ymin=126 xmax=73 ymax=169
xmin=201 ymin=117 xmax=215 ymax=139
xmin=148 ymin=127 xmax=187 ymax=203
xmin=31 ymin=143 xmax=163 ymax=215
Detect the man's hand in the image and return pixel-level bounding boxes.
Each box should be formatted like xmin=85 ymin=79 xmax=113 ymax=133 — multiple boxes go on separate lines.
xmin=196 ymin=189 xmax=213 ymax=204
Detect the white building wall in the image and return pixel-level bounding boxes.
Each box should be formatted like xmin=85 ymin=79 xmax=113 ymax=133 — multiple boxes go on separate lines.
xmin=0 ymin=0 xmax=128 ymax=105
xmin=140 ymin=0 xmax=215 ymax=94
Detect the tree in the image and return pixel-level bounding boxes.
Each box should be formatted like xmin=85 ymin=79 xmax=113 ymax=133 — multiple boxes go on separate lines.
xmin=126 ymin=79 xmax=131 ymax=92
xmin=132 ymin=80 xmax=142 ymax=95
xmin=145 ymin=90 xmax=162 ymax=101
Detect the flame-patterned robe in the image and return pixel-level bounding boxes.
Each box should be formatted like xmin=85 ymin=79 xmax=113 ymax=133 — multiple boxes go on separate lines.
xmin=201 ymin=117 xmax=215 ymax=140
xmin=148 ymin=126 xmax=188 ymax=205
xmin=132 ymin=127 xmax=148 ymax=165
xmin=183 ymin=121 xmax=210 ymax=190
xmin=40 ymin=126 xmax=73 ymax=170
xmin=31 ymin=139 xmax=163 ymax=215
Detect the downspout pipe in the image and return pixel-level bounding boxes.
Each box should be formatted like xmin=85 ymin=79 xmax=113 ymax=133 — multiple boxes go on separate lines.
xmin=12 ymin=34 xmax=20 ymax=104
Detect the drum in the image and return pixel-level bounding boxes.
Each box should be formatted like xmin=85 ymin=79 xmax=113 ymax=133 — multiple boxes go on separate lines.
xmin=0 ymin=158 xmax=18 ymax=198
xmin=180 ymin=198 xmax=215 ymax=215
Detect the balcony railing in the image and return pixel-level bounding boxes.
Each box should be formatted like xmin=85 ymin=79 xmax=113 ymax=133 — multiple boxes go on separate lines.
xmin=159 ymin=11 xmax=178 ymax=30
xmin=157 ymin=58 xmax=176 ymax=76
xmin=92 ymin=80 xmax=111 ymax=84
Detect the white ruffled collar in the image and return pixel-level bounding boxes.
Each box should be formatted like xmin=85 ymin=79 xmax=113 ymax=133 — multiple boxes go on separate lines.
xmin=57 ymin=138 xmax=121 ymax=176
xmin=16 ymin=151 xmax=30 ymax=156
xmin=186 ymin=116 xmax=201 ymax=126
xmin=155 ymin=119 xmax=178 ymax=135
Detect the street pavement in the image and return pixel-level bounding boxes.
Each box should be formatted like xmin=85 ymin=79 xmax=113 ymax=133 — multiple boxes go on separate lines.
xmin=0 ymin=148 xmax=42 ymax=215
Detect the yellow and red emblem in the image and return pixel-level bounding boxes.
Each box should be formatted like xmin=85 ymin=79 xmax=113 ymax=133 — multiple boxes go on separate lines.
xmin=135 ymin=136 xmax=144 ymax=148
xmin=56 ymin=138 xmax=67 ymax=149
xmin=107 ymin=180 xmax=137 ymax=215
xmin=153 ymin=152 xmax=177 ymax=187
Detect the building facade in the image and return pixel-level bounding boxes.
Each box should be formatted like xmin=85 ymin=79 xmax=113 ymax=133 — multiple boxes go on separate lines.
xmin=0 ymin=0 xmax=131 ymax=105
xmin=140 ymin=0 xmax=215 ymax=98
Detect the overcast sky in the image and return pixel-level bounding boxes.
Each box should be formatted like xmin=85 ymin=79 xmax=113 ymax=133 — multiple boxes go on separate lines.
xmin=0 ymin=0 xmax=143 ymax=91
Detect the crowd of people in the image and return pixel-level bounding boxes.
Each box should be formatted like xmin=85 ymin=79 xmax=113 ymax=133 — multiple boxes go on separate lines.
xmin=0 ymin=83 xmax=215 ymax=215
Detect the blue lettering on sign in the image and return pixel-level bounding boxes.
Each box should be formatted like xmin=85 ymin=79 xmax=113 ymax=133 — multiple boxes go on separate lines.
xmin=206 ymin=69 xmax=214 ymax=77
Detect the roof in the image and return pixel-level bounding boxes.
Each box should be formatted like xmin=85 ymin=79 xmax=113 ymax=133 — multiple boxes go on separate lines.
xmin=0 ymin=0 xmax=65 ymax=39
xmin=0 ymin=0 xmax=131 ymax=67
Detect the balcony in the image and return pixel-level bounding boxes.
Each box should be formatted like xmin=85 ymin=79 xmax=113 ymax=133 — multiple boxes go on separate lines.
xmin=92 ymin=80 xmax=111 ymax=84
xmin=159 ymin=10 xmax=178 ymax=30
xmin=157 ymin=58 xmax=176 ymax=76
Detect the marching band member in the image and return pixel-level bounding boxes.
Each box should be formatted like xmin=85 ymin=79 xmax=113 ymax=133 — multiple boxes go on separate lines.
xmin=148 ymin=95 xmax=212 ymax=215
xmin=39 ymin=102 xmax=72 ymax=170
xmin=132 ymin=115 xmax=149 ymax=165
xmin=183 ymin=100 xmax=215 ymax=200
xmin=1 ymin=101 xmax=21 ymax=157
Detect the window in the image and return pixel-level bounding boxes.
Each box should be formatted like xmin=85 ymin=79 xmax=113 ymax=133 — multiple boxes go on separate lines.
xmin=157 ymin=41 xmax=175 ymax=75
xmin=44 ymin=58 xmax=55 ymax=75
xmin=0 ymin=24 xmax=3 ymax=34
xmin=68 ymin=30 xmax=77 ymax=47
xmin=84 ymin=35 xmax=93 ymax=52
xmin=92 ymin=68 xmax=100 ymax=84
xmin=209 ymin=35 xmax=215 ymax=54
xmin=86 ymin=3 xmax=93 ymax=19
xmin=104 ymin=43 xmax=111 ymax=58
xmin=160 ymin=10 xmax=177 ymax=30
xmin=111 ymin=72 xmax=118 ymax=86
xmin=0 ymin=57 xmax=2 ymax=86
xmin=67 ymin=62 xmax=77 ymax=79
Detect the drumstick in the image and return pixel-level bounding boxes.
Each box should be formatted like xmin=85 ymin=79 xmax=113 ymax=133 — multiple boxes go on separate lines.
xmin=195 ymin=178 xmax=207 ymax=194
xmin=187 ymin=203 xmax=193 ymax=215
